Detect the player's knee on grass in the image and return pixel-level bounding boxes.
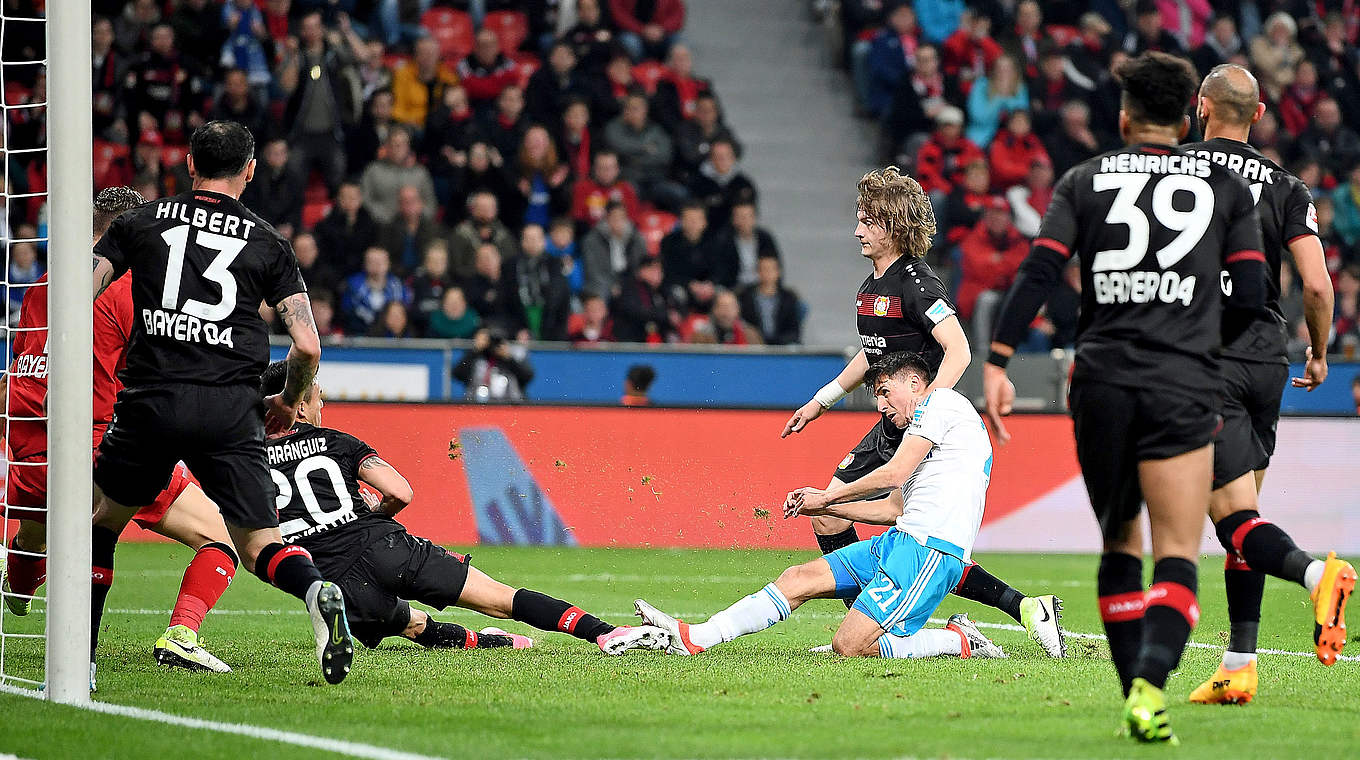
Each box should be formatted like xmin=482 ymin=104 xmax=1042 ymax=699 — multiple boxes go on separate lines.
xmin=831 ymin=611 xmax=883 ymax=657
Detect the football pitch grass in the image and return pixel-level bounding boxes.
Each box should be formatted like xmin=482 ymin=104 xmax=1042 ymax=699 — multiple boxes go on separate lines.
xmin=1 ymin=544 xmax=1356 ymax=759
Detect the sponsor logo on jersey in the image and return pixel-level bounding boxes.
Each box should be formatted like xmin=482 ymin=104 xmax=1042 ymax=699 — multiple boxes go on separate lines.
xmin=838 ymin=452 xmax=854 ymax=469
xmin=873 ymin=296 xmax=891 ymax=316
xmin=1093 ymin=271 xmax=1197 ymax=306
xmin=1307 ymin=203 xmax=1318 ymax=232
xmin=924 ymin=298 xmax=955 ymax=324
xmin=857 ymin=295 xmax=902 ymax=318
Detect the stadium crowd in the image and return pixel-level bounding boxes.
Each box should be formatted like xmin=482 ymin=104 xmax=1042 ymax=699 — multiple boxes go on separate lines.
xmin=824 ymin=0 xmax=1360 ymax=357
xmin=0 ymin=0 xmax=807 ymax=352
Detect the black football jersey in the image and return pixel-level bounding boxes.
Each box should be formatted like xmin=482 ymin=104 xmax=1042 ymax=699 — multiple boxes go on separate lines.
xmin=94 ymin=190 xmax=306 ymax=387
xmin=1036 ymin=143 xmax=1264 ymax=397
xmin=855 ymin=256 xmax=956 ymax=369
xmin=267 ymin=423 xmax=401 ymax=569
xmin=1184 ymin=137 xmax=1317 ymax=364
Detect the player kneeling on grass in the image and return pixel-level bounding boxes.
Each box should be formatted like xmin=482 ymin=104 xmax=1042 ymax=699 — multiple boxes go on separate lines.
xmin=636 ymin=351 xmax=1004 ymax=659
xmin=260 ymin=362 xmax=668 ymax=654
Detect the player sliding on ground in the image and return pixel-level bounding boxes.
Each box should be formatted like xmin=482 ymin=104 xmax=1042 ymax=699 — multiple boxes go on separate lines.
xmin=259 ymin=362 xmax=669 ymax=655
xmin=636 ymin=352 xmax=1004 ymax=660
xmin=779 ymin=166 xmax=1063 ymax=658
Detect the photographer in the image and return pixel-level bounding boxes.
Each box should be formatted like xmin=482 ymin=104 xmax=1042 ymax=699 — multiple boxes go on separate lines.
xmin=452 ymin=327 xmax=535 ymax=402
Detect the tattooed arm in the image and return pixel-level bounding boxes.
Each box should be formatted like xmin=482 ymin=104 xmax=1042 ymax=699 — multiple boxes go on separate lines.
xmin=356 ymin=455 xmax=414 ymax=516
xmin=93 ymin=255 xmax=117 ymax=298
xmin=262 ymin=292 xmax=322 ymax=433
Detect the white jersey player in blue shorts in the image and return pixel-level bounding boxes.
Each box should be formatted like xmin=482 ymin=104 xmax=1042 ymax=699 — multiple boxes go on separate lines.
xmin=635 ymin=351 xmax=1004 ymax=659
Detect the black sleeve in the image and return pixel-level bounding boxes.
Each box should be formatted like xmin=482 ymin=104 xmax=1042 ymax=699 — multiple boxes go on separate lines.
xmin=333 ymin=431 xmax=379 ymax=481
xmin=266 ymin=236 xmax=308 ymax=306
xmin=903 ymin=271 xmax=957 ymax=331
xmin=1282 ymin=178 xmax=1319 ymax=246
xmin=93 ymin=212 xmax=133 ymax=277
xmin=1222 ymin=179 xmax=1267 ymax=311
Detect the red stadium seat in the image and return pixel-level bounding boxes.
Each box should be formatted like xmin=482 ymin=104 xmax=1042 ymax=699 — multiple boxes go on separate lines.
xmin=92 ymin=139 xmax=132 ymax=190
xmin=631 ymin=61 xmax=669 ymax=95
xmin=160 ymin=144 xmax=188 ymax=168
xmin=421 ymin=8 xmax=474 ymax=61
xmin=484 ymin=10 xmax=530 ymax=54
xmin=638 ymin=210 xmax=676 ymax=255
xmin=510 ymin=51 xmax=540 ymax=87
xmin=304 ymin=172 xmax=329 ymax=205
xmin=302 ymin=200 xmax=332 ymax=231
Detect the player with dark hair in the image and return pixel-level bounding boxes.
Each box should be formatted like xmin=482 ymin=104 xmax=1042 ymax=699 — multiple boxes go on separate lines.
xmin=89 ymin=120 xmax=355 ymax=685
xmin=621 ymin=364 xmax=656 ymax=405
xmin=984 ymin=52 xmax=1268 ymax=743
xmin=778 ymin=166 xmax=1065 ymax=658
xmin=1183 ymin=64 xmax=1353 ymax=702
xmin=258 ymin=362 xmax=669 ymax=654
xmin=2 ymin=187 xmax=244 ymax=686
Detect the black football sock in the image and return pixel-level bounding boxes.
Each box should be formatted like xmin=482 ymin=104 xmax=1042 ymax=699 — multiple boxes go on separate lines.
xmin=512 ymin=588 xmax=613 ymax=642
xmin=1216 ymin=510 xmax=1314 ymax=588
xmin=412 ymin=619 xmax=516 ymax=649
xmin=1134 ymin=557 xmax=1199 ymax=690
xmin=953 ymin=563 xmax=1024 ymax=623
xmin=90 ymin=526 xmax=120 ymax=659
xmin=253 ymin=543 xmax=324 ymax=602
xmin=1097 ymin=551 xmax=1145 ymax=696
xmin=1223 ymin=554 xmax=1264 ymax=656
xmin=815 ymin=527 xmax=860 ymax=609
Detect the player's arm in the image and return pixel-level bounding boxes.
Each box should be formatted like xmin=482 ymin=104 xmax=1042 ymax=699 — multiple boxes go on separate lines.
xmin=1221 ymin=178 xmax=1268 ymax=313
xmin=926 ymin=316 xmax=970 ymax=395
xmin=91 ymin=214 xmax=130 ymax=297
xmin=1285 ymin=190 xmax=1334 ymax=390
xmin=793 ymin=433 xmax=933 ymax=513
xmin=357 ymin=455 xmax=414 ymax=517
xmin=267 ymin=292 xmax=322 ymax=432
xmin=789 ymin=489 xmax=904 ymax=525
xmin=780 ymin=349 xmax=869 ymax=438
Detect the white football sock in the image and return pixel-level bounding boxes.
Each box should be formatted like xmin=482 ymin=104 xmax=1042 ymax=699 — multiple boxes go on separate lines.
xmin=690 ymin=583 xmax=791 ymax=649
xmin=1304 ymin=560 xmax=1325 ymax=594
xmin=877 ymin=628 xmax=963 ymax=659
xmin=1222 ymin=650 xmax=1257 ymax=670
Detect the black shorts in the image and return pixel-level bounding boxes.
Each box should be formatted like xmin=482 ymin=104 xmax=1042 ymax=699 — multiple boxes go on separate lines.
xmin=1213 ymin=360 xmax=1288 ymax=489
xmin=332 ymin=531 xmax=471 ymax=648
xmin=830 ymin=414 xmax=904 ymax=487
xmin=1069 ymin=380 xmax=1219 ymax=541
xmin=93 ymin=384 xmax=277 ymax=529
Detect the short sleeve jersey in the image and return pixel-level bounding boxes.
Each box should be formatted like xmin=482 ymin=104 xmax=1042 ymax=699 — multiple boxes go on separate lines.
xmin=1033 ymin=143 xmax=1264 ymax=397
xmin=1185 ymin=137 xmax=1316 ymax=364
xmin=896 ymin=388 xmax=992 ymax=561
xmin=856 ymin=256 xmax=956 ymax=369
xmin=267 ymin=423 xmax=402 ymax=571
xmin=93 ymin=190 xmax=306 ymax=387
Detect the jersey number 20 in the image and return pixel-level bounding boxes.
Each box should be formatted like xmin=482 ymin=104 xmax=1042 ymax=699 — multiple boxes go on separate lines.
xmin=272 ymin=455 xmax=356 ymax=539
xmin=160 ymin=224 xmax=247 ymax=322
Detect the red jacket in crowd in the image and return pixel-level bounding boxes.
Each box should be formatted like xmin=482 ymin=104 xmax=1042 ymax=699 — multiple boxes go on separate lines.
xmin=988 ymin=129 xmax=1051 ymax=190
xmin=915 ymin=134 xmax=985 ymax=195
xmin=609 ymin=0 xmax=687 ymax=35
xmin=458 ymin=53 xmax=519 ymax=105
xmin=572 ymin=177 xmax=643 ymax=225
xmin=941 ymin=30 xmax=1001 ymax=94
xmin=957 ymin=221 xmax=1029 ymax=319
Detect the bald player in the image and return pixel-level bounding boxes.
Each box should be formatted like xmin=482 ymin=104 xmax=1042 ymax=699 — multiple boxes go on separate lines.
xmin=1184 ymin=63 xmax=1354 ymax=704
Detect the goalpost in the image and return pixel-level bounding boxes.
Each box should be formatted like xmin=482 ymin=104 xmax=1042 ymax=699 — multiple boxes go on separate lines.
xmin=0 ymin=2 xmax=92 ymax=704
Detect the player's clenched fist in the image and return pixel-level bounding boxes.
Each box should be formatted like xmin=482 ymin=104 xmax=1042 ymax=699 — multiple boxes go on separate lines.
xmin=263 ymin=392 xmax=300 ymax=434
xmin=981 ymin=363 xmax=1014 ymax=446
xmin=781 ymin=399 xmax=825 ymax=438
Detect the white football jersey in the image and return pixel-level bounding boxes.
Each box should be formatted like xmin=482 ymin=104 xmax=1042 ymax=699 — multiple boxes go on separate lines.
xmin=895 ymin=388 xmax=993 ymax=561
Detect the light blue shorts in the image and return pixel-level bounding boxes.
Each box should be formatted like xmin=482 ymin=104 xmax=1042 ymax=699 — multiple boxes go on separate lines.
xmin=823 ymin=529 xmax=965 ymax=637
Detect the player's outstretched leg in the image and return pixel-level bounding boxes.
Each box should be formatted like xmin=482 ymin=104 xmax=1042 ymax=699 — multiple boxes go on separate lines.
xmin=401 ymin=609 xmax=533 ymax=650
xmin=251 ymin=542 xmax=354 ymax=685
xmin=870 ymin=613 xmax=1005 ymax=659
xmin=154 ymin=542 xmax=237 ymax=674
xmin=953 ymin=562 xmax=1065 ymax=657
xmin=3 ymin=523 xmax=47 ymax=616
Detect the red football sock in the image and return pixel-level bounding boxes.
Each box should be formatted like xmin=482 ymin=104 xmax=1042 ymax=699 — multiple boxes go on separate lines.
xmin=5 ymin=537 xmax=46 ymax=596
xmin=168 ymin=543 xmax=237 ymax=632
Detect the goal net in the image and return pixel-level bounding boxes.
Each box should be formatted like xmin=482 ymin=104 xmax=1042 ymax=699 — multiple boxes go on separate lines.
xmin=0 ymin=2 xmax=93 ymax=703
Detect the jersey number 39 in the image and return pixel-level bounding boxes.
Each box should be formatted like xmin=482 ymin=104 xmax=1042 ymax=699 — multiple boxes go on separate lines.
xmin=1089 ymin=173 xmax=1214 ymax=306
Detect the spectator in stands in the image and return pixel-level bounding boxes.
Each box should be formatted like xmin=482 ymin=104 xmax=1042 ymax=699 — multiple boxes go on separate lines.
xmin=1001 ymin=0 xmax=1043 ymax=80
xmin=1332 ymin=265 xmax=1360 ymax=355
xmin=1332 ymin=164 xmax=1360 ymax=249
xmin=427 ymin=286 xmax=482 ymax=340
xmin=621 ymin=364 xmax=656 ymax=406
xmin=450 ymin=190 xmax=519 ymax=280
xmin=563 ymin=0 xmax=615 ymax=75
xmin=591 ymin=50 xmax=638 ymax=124
xmin=582 ymin=200 xmax=648 ymax=298
xmin=1006 ymin=157 xmax=1054 ymax=238
xmin=310 ymin=289 xmax=343 ymax=339
xmin=511 ymin=125 xmax=574 ymax=228
xmin=547 ymin=216 xmax=584 ymax=293
xmin=209 ymin=69 xmax=268 ymax=146
xmin=377 ymin=185 xmax=447 ymax=275
xmin=123 ymin=23 xmax=207 ymax=145
xmin=1296 ymin=98 xmax=1360 ymax=182
xmin=449 ymin=140 xmax=518 ymax=223
xmin=944 ymin=159 xmax=992 ymax=247
xmin=914 ymin=106 xmax=982 ymax=203
xmin=965 ymin=56 xmax=1028 ymax=148
xmin=611 ymin=0 xmax=686 ymax=61
xmin=679 ymin=276 xmax=716 ymax=327
xmin=424 ymin=85 xmax=478 ymax=206
xmin=219 ymin=0 xmax=273 ymax=93
xmin=1065 ymin=12 xmax=1113 ymax=90
xmin=1122 ymin=1 xmax=1184 ymax=57
xmin=612 ymin=255 xmax=676 ymax=343
xmin=883 ymin=43 xmax=948 ymax=161
xmin=556 ymin=97 xmax=595 ymax=180
xmin=361 ymin=126 xmax=437 ymax=225
xmin=988 ymin=109 xmax=1049 ymax=191
xmin=914 ymin=0 xmax=964 ymax=45
xmin=368 ymin=301 xmax=416 ymax=339
xmin=392 ymin=36 xmax=459 ymax=129
xmin=314 ymin=180 xmax=379 ymax=276
xmin=676 ymin=92 xmax=741 ymax=185
xmin=1280 ymin=60 xmax=1324 ymax=139
xmin=653 ymin=44 xmax=712 ymax=133
xmin=711 ymin=200 xmax=779 ymax=289
xmin=292 ymin=232 xmax=340 ymax=297
xmin=6 ymin=241 xmax=41 ymax=323
xmin=958 ymin=196 xmax=1028 ymax=348
xmin=459 ymin=28 xmax=520 ymax=110
xmin=863 ymin=2 xmax=922 ymax=120
xmin=1044 ymin=100 xmax=1103 ymax=177
xmin=1192 ymin=14 xmax=1243 ymax=77
xmin=454 ymin=327 xmax=535 ymax=402
xmin=482 ymin=84 xmax=531 ymax=161
xmin=567 ymin=291 xmax=614 ymax=344
xmin=279 ymin=10 xmax=356 ymax=195
xmin=941 ymin=7 xmax=1000 ymax=95
xmin=353 ymin=37 xmax=394 ymax=103
xmin=464 ymin=242 xmax=526 ymax=334
xmin=408 ymin=240 xmax=455 ymax=333
xmin=689 ymin=138 xmax=756 ymax=230
xmin=1027 ymin=45 xmax=1086 ymax=136
xmin=513 ymin=224 xmax=572 ymax=341
xmin=347 ymin=88 xmax=396 ymax=174
xmin=1353 ymin=375 xmax=1360 ymax=415
xmin=241 ymin=138 xmax=305 ymax=239
xmin=1251 ymin=12 xmax=1305 ymax=102
xmin=342 ymin=246 xmax=409 ymax=334
xmin=682 ymin=289 xmax=761 ymax=345
xmin=660 ymin=201 xmax=714 ymax=294
xmin=606 ymin=91 xmax=687 ymax=211
xmin=92 ymin=16 xmax=129 ymax=143
xmin=1312 ymin=14 xmax=1360 ymax=126
xmin=116 ymin=0 xmax=162 ymax=55
xmin=738 ymin=254 xmax=803 ymax=345
xmin=527 ymin=41 xmax=587 ymax=127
